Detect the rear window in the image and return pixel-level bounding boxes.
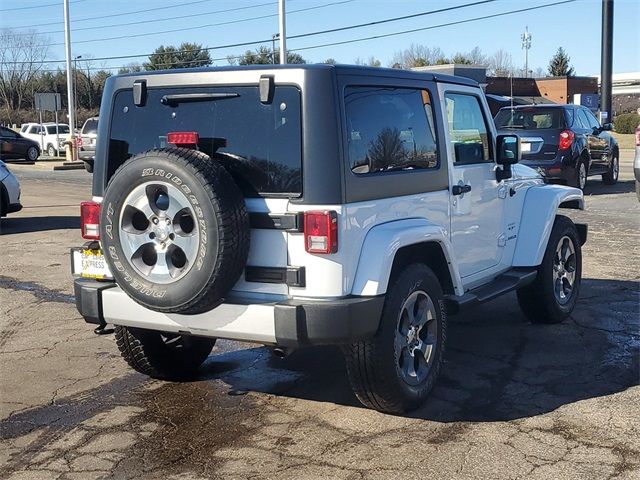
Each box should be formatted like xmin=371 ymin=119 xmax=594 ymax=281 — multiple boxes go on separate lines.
xmin=108 ymin=86 xmax=302 ymax=196
xmin=46 ymin=125 xmax=70 ymax=135
xmin=494 ymin=108 xmax=565 ymax=130
xmin=82 ymin=118 xmax=98 ymax=135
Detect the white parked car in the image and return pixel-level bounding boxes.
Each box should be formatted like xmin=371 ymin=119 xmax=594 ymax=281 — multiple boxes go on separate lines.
xmin=20 ymin=122 xmax=70 ymax=156
xmin=0 ymin=160 xmax=22 ymax=217
xmin=72 ymin=65 xmax=588 ymax=414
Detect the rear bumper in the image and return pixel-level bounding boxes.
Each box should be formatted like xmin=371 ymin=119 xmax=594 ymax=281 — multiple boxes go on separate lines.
xmin=521 ymin=156 xmax=575 ymax=184
xmin=73 ymin=278 xmax=384 ymax=347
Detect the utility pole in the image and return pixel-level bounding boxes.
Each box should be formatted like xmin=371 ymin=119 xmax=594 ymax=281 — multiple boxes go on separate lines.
xmin=600 ymin=0 xmax=614 ymax=124
xmin=521 ymin=26 xmax=531 ymax=78
xmin=63 ymin=0 xmax=76 ymax=159
xmin=278 ymin=0 xmax=287 ymax=64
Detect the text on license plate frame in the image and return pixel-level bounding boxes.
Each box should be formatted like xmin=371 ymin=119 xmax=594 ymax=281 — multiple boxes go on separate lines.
xmin=71 ymin=248 xmax=113 ymax=280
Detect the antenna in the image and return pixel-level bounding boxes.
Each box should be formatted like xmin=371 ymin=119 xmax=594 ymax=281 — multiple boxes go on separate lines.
xmin=521 ymin=26 xmax=532 ymax=78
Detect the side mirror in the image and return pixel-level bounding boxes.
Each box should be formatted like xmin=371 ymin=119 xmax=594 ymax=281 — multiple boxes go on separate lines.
xmin=496 ymin=134 xmax=520 ymax=181
xmin=601 ymin=123 xmax=613 ymax=131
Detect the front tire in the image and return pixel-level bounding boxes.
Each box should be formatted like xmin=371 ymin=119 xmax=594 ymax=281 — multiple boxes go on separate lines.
xmin=602 ymin=151 xmax=619 ymax=185
xmin=344 ymin=264 xmax=446 ymax=414
xmin=115 ymin=326 xmax=215 ymax=380
xmin=26 ymin=146 xmax=39 ymax=162
xmin=517 ymin=215 xmax=582 ymax=324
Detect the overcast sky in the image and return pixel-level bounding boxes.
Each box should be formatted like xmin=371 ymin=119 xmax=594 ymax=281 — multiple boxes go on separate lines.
xmin=1 ymin=0 xmax=638 ymax=75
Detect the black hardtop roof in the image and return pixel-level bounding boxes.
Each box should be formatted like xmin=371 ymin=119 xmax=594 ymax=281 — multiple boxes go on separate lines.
xmin=115 ymin=63 xmax=478 ymax=87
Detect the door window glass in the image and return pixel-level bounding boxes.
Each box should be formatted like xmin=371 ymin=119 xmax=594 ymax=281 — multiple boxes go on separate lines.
xmin=444 ymin=93 xmax=492 ymax=164
xmin=344 ymin=86 xmax=439 ymax=174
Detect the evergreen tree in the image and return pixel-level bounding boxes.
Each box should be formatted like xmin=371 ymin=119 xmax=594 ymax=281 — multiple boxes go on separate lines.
xmin=144 ymin=43 xmax=212 ymax=70
xmin=548 ymin=47 xmax=575 ymax=76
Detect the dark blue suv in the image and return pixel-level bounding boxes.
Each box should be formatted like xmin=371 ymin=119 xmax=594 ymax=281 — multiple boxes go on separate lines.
xmin=495 ymin=104 xmax=619 ymax=190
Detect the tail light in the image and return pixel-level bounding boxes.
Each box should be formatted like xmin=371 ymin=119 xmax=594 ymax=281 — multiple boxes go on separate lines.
xmin=304 ymin=211 xmax=338 ymax=254
xmin=80 ymin=201 xmax=101 ymax=239
xmin=635 ymin=126 xmax=640 ymax=147
xmin=167 ymin=131 xmax=199 ymax=148
xmin=558 ymin=130 xmax=574 ymax=150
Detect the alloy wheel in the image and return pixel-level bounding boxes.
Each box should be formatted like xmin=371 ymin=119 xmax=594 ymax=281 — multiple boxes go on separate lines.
xmin=394 ymin=290 xmax=439 ymax=386
xmin=578 ymin=162 xmax=587 ymax=190
xmin=553 ymin=235 xmax=577 ymax=305
xmin=119 ymin=182 xmax=199 ymax=284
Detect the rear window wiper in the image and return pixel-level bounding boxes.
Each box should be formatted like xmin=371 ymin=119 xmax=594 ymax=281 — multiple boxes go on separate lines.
xmin=160 ymin=93 xmax=239 ymax=106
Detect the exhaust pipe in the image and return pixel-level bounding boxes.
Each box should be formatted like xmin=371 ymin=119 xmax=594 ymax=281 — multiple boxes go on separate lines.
xmin=272 ymin=347 xmax=288 ymax=358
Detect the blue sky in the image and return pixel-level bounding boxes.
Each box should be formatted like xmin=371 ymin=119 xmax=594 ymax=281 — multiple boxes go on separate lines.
xmin=1 ymin=0 xmax=638 ymax=75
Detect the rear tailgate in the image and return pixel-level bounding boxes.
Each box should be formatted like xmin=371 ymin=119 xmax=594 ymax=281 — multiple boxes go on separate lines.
xmin=105 ymin=84 xmax=303 ymax=296
xmin=495 ymin=107 xmax=566 ymax=161
xmin=514 ymin=129 xmax=559 ymax=160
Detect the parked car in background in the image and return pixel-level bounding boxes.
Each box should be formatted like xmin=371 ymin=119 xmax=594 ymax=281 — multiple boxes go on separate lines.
xmin=634 ymin=124 xmax=640 ymax=201
xmin=494 ymin=104 xmax=619 ymax=190
xmin=78 ymin=116 xmax=98 ymax=172
xmin=0 ymin=160 xmax=22 ymax=217
xmin=0 ymin=126 xmax=40 ymax=162
xmin=20 ymin=122 xmax=70 ymax=157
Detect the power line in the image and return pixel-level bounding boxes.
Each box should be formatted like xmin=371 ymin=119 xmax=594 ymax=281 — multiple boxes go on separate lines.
xmin=48 ymin=0 xmax=354 ymax=46
xmin=29 ymin=1 xmax=282 ymax=36
xmin=10 ymin=0 xmax=576 ymax=69
xmin=290 ymin=0 xmax=577 ymax=54
xmin=0 ymin=0 xmax=87 ymax=12
xmin=9 ymin=0 xmax=235 ymax=30
xmin=10 ymin=0 xmax=496 ymax=64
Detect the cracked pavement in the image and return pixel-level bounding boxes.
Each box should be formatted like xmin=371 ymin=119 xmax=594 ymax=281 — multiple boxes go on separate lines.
xmin=1 ymin=154 xmax=638 ymax=479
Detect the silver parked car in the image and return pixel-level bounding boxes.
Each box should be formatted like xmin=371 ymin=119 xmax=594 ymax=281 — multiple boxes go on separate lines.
xmin=0 ymin=160 xmax=22 ymax=217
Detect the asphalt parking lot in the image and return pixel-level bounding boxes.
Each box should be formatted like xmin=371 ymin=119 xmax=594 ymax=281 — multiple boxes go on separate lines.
xmin=1 ymin=152 xmax=638 ymax=480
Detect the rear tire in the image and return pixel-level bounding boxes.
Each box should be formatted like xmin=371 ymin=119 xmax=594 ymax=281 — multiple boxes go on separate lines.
xmin=115 ymin=325 xmax=215 ymax=380
xmin=574 ymin=159 xmax=588 ymax=190
xmin=602 ymin=151 xmax=618 ymax=185
xmin=517 ymin=215 xmax=582 ymax=324
xmin=47 ymin=144 xmax=56 ymax=157
xmin=344 ymin=264 xmax=446 ymax=414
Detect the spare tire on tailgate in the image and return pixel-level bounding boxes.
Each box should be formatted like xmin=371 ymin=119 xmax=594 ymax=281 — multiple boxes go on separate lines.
xmin=100 ymin=148 xmax=249 ymax=314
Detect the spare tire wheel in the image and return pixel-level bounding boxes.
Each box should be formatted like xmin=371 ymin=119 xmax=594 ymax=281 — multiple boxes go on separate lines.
xmin=100 ymin=148 xmax=249 ymax=314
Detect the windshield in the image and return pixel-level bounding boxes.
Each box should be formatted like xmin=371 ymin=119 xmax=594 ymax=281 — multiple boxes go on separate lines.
xmin=494 ymin=108 xmax=565 ymax=130
xmin=46 ymin=125 xmax=70 ymax=135
xmin=109 ymin=86 xmax=302 ymax=196
xmin=83 ymin=119 xmax=98 ymax=135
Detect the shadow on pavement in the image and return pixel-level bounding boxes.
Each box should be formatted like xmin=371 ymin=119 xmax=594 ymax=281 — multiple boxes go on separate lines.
xmin=0 ymin=215 xmax=79 ymax=234
xmin=198 ymin=277 xmax=639 ymax=421
xmin=584 ymin=179 xmax=635 ymax=196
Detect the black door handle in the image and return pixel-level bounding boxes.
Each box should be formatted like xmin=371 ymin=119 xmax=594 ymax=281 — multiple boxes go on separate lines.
xmin=452 ymin=184 xmax=472 ymax=196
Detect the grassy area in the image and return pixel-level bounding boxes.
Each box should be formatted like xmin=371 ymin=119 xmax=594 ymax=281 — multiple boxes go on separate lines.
xmin=611 ymin=132 xmax=636 ymax=150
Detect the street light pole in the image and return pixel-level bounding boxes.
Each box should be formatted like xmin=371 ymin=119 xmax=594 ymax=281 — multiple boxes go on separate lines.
xmin=600 ymin=0 xmax=614 ymax=124
xmin=278 ymin=0 xmax=287 ymax=64
xmin=63 ymin=0 xmax=76 ymax=159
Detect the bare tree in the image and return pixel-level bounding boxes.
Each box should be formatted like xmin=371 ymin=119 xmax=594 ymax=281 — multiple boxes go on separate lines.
xmin=488 ymin=49 xmax=515 ymax=77
xmin=390 ymin=44 xmax=447 ymax=69
xmin=0 ymin=29 xmax=50 ymax=124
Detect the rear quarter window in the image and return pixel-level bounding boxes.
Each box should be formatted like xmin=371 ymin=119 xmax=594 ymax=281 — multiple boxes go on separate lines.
xmin=345 ymin=86 xmax=439 ymax=174
xmin=108 ymin=86 xmax=302 ymax=197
